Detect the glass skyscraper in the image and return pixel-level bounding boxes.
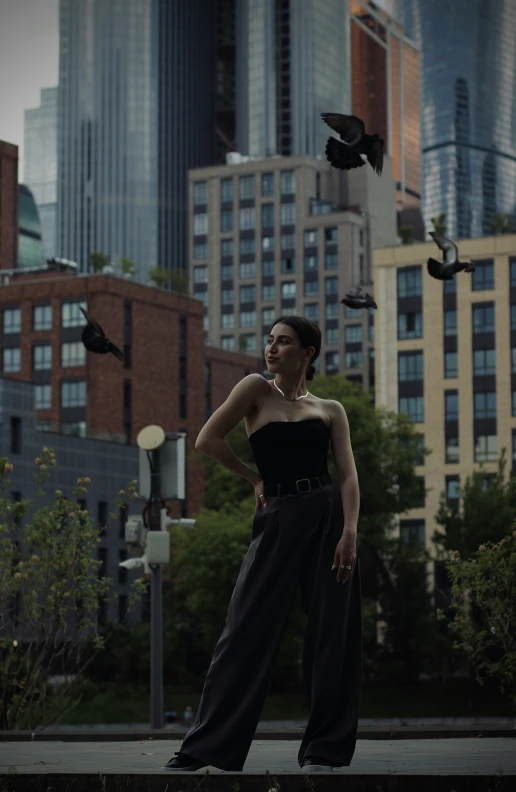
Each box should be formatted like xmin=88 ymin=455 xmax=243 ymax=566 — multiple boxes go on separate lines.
xmin=390 ymin=0 xmax=516 ymax=239
xmin=24 ymin=87 xmax=58 ymax=260
xmin=236 ymin=0 xmax=352 ymax=157
xmin=18 ymin=185 xmax=47 ymax=269
xmin=57 ymin=0 xmax=216 ymax=281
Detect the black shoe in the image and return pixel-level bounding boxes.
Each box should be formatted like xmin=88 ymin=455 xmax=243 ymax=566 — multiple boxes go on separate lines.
xmin=162 ymin=751 xmax=207 ymax=771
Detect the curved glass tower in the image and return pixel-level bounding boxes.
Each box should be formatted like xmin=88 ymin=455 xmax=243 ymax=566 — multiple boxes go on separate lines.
xmin=390 ymin=0 xmax=516 ymax=239
xmin=18 ymin=185 xmax=47 ymax=269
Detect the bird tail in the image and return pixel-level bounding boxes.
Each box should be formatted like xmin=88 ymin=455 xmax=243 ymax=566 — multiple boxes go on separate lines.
xmin=364 ymin=292 xmax=377 ymax=309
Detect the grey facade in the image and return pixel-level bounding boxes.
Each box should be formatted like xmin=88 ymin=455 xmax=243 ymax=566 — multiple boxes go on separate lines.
xmin=18 ymin=185 xmax=46 ymax=270
xmin=390 ymin=0 xmax=516 ymax=239
xmin=24 ymin=87 xmax=58 ymax=260
xmin=57 ymin=0 xmax=216 ymax=283
xmin=236 ymin=0 xmax=352 ymax=158
xmin=0 ymin=377 xmax=145 ymax=633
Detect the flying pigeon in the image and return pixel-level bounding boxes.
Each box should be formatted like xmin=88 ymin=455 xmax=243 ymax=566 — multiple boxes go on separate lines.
xmin=341 ymin=286 xmax=377 ymax=311
xmin=321 ymin=113 xmax=384 ymax=176
xmin=427 ymin=232 xmax=476 ymax=281
xmin=80 ymin=306 xmax=124 ymax=362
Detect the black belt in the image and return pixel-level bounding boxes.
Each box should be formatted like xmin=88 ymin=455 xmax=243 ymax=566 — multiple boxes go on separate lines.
xmin=263 ymin=473 xmax=333 ymax=498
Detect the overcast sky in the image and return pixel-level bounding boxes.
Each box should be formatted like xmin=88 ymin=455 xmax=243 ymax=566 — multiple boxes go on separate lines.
xmin=0 ymin=0 xmax=59 ymax=181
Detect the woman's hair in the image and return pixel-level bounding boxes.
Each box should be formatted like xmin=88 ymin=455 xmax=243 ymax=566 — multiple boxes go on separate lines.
xmin=269 ymin=315 xmax=322 ymax=381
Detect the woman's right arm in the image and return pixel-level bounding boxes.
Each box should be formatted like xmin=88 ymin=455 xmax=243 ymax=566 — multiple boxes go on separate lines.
xmin=194 ymin=374 xmax=269 ymax=484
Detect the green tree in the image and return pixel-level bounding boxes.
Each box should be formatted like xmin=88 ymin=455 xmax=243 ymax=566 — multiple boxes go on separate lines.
xmin=0 ymin=450 xmax=146 ymax=730
xmin=489 ymin=212 xmax=515 ymax=235
xmin=398 ymin=226 xmax=414 ymax=245
xmin=148 ymin=266 xmax=169 ymax=288
xmin=89 ymin=251 xmax=110 ymax=274
xmin=432 ymin=450 xmax=516 ymax=560
xmin=429 ymin=212 xmax=447 ymax=236
xmin=148 ymin=266 xmax=188 ymax=292
xmin=436 ymin=529 xmax=516 ymax=707
xmin=119 ymin=257 xmax=137 ymax=278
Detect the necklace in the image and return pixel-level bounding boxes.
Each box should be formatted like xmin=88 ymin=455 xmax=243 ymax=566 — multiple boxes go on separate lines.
xmin=273 ymin=378 xmax=309 ymax=401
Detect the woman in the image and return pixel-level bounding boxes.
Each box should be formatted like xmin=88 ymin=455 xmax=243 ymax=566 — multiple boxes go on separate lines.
xmin=163 ymin=315 xmax=361 ymax=774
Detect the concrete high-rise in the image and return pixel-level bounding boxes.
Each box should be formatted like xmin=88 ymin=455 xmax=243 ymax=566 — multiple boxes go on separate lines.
xmin=24 ymin=87 xmax=58 ymax=260
xmin=57 ymin=0 xmax=216 ymax=282
xmin=236 ymin=0 xmax=352 ymax=158
xmin=390 ymin=0 xmax=516 ymax=240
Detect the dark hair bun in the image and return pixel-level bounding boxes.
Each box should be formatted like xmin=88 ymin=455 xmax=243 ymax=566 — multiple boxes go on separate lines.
xmin=306 ymin=362 xmax=316 ymax=381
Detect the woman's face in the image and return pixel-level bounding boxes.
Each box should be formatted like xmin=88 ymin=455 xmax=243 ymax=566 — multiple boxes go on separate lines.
xmin=265 ymin=323 xmax=313 ymax=372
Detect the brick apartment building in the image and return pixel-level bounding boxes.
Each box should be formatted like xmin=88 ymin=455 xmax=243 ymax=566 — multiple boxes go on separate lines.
xmin=0 ymin=264 xmax=262 ymax=518
xmin=0 ymin=141 xmax=18 ymax=270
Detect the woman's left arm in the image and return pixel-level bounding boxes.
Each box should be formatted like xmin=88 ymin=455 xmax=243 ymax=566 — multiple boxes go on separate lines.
xmin=328 ymin=400 xmax=360 ymax=535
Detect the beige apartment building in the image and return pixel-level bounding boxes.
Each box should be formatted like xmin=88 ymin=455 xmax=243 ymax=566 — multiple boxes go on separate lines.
xmin=374 ymin=233 xmax=516 ymax=601
xmin=188 ymin=153 xmax=397 ymax=388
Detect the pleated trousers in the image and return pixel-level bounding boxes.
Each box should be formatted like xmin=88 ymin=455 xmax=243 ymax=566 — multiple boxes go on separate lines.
xmin=179 ymin=480 xmax=362 ymax=771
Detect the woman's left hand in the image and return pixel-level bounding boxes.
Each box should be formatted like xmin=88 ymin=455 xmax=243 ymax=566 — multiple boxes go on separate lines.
xmin=333 ymin=528 xmax=357 ymax=583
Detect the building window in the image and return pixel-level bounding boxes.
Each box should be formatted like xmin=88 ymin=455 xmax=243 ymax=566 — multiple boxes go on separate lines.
xmin=398 ymin=312 xmax=422 ymax=339
xmin=445 ymin=437 xmax=459 ymax=463
xmin=10 ymin=416 xmax=22 ymax=454
xmin=281 ymin=281 xmax=296 ymax=299
xmin=414 ymin=477 xmax=426 ymax=507
xmin=398 ymin=351 xmax=423 ymax=381
xmin=239 ymin=284 xmax=256 ymax=303
xmin=220 ymin=209 xmax=233 ymax=233
xmin=472 ymin=303 xmax=495 ymax=332
xmin=325 ymin=227 xmax=337 ymax=245
xmin=474 ymin=391 xmax=496 ymax=419
xmin=33 ymin=344 xmax=52 ymax=371
xmin=61 ymin=300 xmax=87 ymax=328
xmin=325 ymin=276 xmax=338 ymax=295
xmin=281 ymin=233 xmax=295 ymax=250
xmin=220 ymin=178 xmax=233 ymax=202
xmin=397 ymin=266 xmax=422 ymax=297
xmin=415 ymin=434 xmax=425 ymax=465
xmin=261 ymin=172 xmax=274 ymax=196
xmin=33 ymin=304 xmax=52 ymax=331
xmin=345 ymin=350 xmax=363 ymax=368
xmin=444 ymin=352 xmax=458 ymax=378
xmin=239 ymin=207 xmax=256 ymax=230
xmin=61 ymin=421 xmax=87 ymax=437
xmin=445 ymin=476 xmax=460 ymax=501
xmin=399 ymin=396 xmax=424 ymax=423
xmin=3 ymin=307 xmax=21 ymax=334
xmin=471 ymin=260 xmax=494 ymax=290
xmin=239 ymin=175 xmax=255 ymax=200
xmin=400 ymin=519 xmax=425 ymax=546
xmin=61 ymin=342 xmax=86 ymax=368
xmin=3 ymin=348 xmax=21 ymax=372
xmin=262 ymin=236 xmax=274 ymax=253
xmin=193 ymin=242 xmax=208 ymax=260
xmin=444 ymin=309 xmax=457 ymax=336
xmin=345 ymin=324 xmax=363 ymax=344
xmin=61 ymin=380 xmax=86 ymax=408
xmin=280 ymin=170 xmax=295 ymax=194
xmin=280 ymin=203 xmax=295 ymax=225
xmin=194 ymin=213 xmax=208 ymax=235
xmin=221 ymin=238 xmax=233 ymax=258
xmin=239 ymin=236 xmax=255 ymax=256
xmin=444 ymin=390 xmax=458 ymax=420
xmin=510 ymin=258 xmax=516 ymax=287
xmin=35 ymin=384 xmax=52 ymax=409
xmin=304 ymin=229 xmax=318 ymax=248
xmin=325 ymin=252 xmax=338 ymax=269
xmin=304 ymin=255 xmax=317 ymax=271
xmin=239 ymin=262 xmax=256 ymax=279
xmin=304 ymin=280 xmax=319 ymax=297
xmin=473 ymin=349 xmax=495 ymax=376
xmin=474 ymin=435 xmax=497 ymax=462
xmin=512 ymin=390 xmax=516 ymax=417
xmin=261 ymin=203 xmax=274 ymax=229
xmin=193 ymin=181 xmax=207 ymax=205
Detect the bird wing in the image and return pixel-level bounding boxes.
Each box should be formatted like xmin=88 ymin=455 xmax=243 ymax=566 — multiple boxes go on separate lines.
xmin=108 ymin=342 xmax=125 ymax=363
xmin=80 ymin=305 xmax=105 ymax=336
xmin=429 ymin=232 xmax=458 ymax=265
xmin=320 ymin=113 xmax=365 ymax=146
xmin=427 ymin=257 xmax=444 ymax=280
xmin=367 ymin=138 xmax=384 ymax=176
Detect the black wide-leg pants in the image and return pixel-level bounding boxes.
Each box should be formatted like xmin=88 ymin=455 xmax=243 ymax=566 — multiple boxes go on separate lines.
xmin=179 ymin=480 xmax=362 ymax=771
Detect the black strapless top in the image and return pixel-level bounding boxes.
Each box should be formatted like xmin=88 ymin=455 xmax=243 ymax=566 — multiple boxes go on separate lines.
xmin=248 ymin=417 xmax=331 ymax=482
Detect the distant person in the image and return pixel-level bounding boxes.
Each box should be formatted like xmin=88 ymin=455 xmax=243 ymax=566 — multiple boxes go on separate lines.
xmin=165 ymin=708 xmax=177 ymax=725
xmin=183 ymin=705 xmax=193 ymax=726
xmin=163 ymin=317 xmax=360 ymax=774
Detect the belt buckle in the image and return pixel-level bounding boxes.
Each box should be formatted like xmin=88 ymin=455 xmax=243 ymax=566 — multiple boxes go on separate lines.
xmin=295 ymin=478 xmax=311 ymax=494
